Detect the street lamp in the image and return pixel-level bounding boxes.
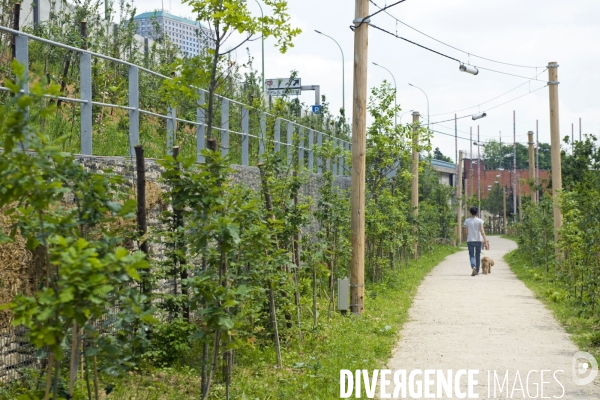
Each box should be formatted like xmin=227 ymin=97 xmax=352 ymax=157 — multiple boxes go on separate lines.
xmin=254 ymin=0 xmax=265 ymax=92
xmin=460 ymin=64 xmax=479 ymax=75
xmin=315 ymin=30 xmax=345 ymax=116
xmin=472 ymin=112 xmax=487 ymax=120
xmin=373 ymin=62 xmax=397 ymax=127
xmin=400 ymin=109 xmax=413 ymax=124
xmin=408 ymin=83 xmax=429 ymax=130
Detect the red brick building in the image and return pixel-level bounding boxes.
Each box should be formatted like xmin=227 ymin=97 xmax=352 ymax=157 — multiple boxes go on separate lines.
xmin=462 ymin=158 xmax=549 ymax=199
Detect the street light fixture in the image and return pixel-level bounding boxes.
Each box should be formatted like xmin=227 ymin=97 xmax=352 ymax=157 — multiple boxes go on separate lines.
xmin=315 ymin=30 xmax=345 ymax=116
xmin=408 ymin=83 xmax=429 ymax=129
xmin=460 ymin=64 xmax=479 ymax=75
xmin=472 ymin=112 xmax=487 ymax=120
xmin=373 ymin=62 xmax=397 ymax=127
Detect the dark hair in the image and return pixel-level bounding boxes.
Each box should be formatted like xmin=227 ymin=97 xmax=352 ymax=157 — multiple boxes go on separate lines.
xmin=470 ymin=206 xmax=479 ymax=216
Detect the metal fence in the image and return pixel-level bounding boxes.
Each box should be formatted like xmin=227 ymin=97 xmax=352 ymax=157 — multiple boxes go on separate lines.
xmin=0 ymin=25 xmax=351 ymax=175
xmin=0 ymin=326 xmax=41 ymax=384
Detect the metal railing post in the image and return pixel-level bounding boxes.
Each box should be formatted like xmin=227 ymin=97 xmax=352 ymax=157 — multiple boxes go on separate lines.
xmin=259 ymin=112 xmax=266 ymax=161
xmin=166 ymin=106 xmax=176 ymax=150
xmin=241 ymin=105 xmax=249 ymax=165
xmin=308 ymin=129 xmax=314 ymax=172
xmin=197 ymin=90 xmax=205 ymax=163
xmin=332 ymin=138 xmax=338 ymax=176
xmin=80 ymin=52 xmax=92 ymax=155
xmin=337 ymin=139 xmax=343 ymax=176
xmin=287 ymin=122 xmax=293 ymax=166
xmin=298 ymin=127 xmax=305 ymax=167
xmin=14 ymin=34 xmax=29 ymax=144
xmin=345 ymin=141 xmax=350 ymax=176
xmin=325 ymin=135 xmax=331 ymax=173
xmin=14 ymin=35 xmax=28 ymax=78
xmin=128 ymin=66 xmax=139 ymax=156
xmin=221 ymin=99 xmax=229 ymax=157
xmin=317 ymin=131 xmax=323 ymax=173
xmin=274 ymin=117 xmax=281 ymax=152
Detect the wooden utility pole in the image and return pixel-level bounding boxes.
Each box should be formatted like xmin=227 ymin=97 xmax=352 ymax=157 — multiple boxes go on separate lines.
xmin=513 ymin=110 xmax=517 ymax=222
xmin=503 ymin=186 xmax=507 ymax=234
xmin=536 ymin=120 xmax=539 ymax=203
xmin=464 ymin=178 xmax=469 ymax=218
xmin=469 ymin=128 xmax=473 ymax=206
xmin=528 ymin=131 xmax=536 ymax=203
xmin=412 ymin=111 xmax=420 ymax=259
xmin=457 ymin=151 xmax=463 ymax=244
xmin=548 ymin=62 xmax=562 ymax=259
xmin=518 ymin=178 xmax=523 ymax=223
xmin=350 ymin=0 xmax=369 ymax=314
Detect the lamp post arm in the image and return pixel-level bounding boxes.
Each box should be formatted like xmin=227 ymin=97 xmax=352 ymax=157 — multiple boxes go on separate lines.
xmin=374 ymin=63 xmax=397 ymax=127
xmin=316 ymin=31 xmax=345 ymax=114
xmin=254 ymin=0 xmax=265 ymax=92
xmin=410 ymin=84 xmax=429 ymax=129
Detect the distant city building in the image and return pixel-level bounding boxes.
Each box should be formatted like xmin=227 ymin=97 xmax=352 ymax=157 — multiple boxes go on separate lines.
xmin=134 ymin=11 xmax=212 ymax=57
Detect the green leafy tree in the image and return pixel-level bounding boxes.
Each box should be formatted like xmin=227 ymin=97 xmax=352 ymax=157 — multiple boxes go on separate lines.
xmin=483 ymin=140 xmax=551 ymax=170
xmin=433 ymin=147 xmax=452 ymax=163
xmin=0 ymin=62 xmax=152 ymax=398
xmin=183 ymin=0 xmax=301 ymax=144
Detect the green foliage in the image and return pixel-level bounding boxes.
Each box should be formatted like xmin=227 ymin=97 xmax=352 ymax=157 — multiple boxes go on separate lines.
xmin=1 ymin=64 xmax=461 ymax=399
xmin=483 ymin=139 xmax=551 ymax=170
xmin=0 ymin=63 xmax=152 ymax=397
xmin=144 ymin=318 xmax=199 ymax=366
xmin=505 ymin=250 xmax=600 ymax=362
xmin=433 ymin=147 xmax=452 ymax=163
xmin=107 ymin=246 xmax=460 ymax=399
xmin=514 ymin=134 xmax=600 ymax=341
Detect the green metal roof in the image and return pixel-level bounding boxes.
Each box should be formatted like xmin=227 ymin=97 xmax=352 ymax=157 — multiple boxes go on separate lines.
xmin=134 ymin=11 xmax=208 ymax=29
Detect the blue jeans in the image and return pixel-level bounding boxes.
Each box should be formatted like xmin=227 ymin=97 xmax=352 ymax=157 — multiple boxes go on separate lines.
xmin=467 ymin=241 xmax=482 ymax=272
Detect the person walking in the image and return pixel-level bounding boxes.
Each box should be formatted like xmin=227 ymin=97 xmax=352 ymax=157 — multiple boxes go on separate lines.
xmin=463 ymin=206 xmax=488 ymax=276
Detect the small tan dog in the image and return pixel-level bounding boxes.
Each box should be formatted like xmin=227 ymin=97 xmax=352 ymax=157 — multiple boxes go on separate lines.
xmin=481 ymin=256 xmax=494 ymax=274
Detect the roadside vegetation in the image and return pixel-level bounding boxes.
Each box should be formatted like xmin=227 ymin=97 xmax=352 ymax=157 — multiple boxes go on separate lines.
xmin=504 ymin=133 xmax=600 ymax=361
xmin=0 ymin=0 xmax=459 ymax=394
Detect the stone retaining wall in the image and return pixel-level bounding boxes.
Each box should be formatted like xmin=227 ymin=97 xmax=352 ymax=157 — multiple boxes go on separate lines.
xmin=0 ymin=155 xmax=350 ymax=383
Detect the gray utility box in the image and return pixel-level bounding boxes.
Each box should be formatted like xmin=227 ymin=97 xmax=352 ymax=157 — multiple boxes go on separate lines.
xmin=337 ymin=277 xmax=349 ymax=311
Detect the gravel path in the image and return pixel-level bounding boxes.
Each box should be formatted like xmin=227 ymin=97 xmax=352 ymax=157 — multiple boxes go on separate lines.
xmin=385 ymin=236 xmax=600 ymax=399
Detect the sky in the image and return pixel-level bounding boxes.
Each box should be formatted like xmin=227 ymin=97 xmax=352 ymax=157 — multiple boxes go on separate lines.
xmin=133 ymin=0 xmax=600 ymax=163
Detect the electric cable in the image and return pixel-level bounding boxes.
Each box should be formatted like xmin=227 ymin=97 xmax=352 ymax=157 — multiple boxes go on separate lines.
xmin=430 ymin=69 xmax=547 ymax=117
xmin=370 ymin=23 xmax=461 ymax=63
xmin=352 ymin=0 xmax=407 ymax=31
xmin=369 ymin=0 xmax=545 ymax=69
xmin=369 ymin=24 xmax=547 ymax=82
xmin=429 ymin=82 xmax=548 ymax=126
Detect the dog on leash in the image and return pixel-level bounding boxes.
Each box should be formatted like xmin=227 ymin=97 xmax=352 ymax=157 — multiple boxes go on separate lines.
xmin=481 ymin=256 xmax=494 ymax=274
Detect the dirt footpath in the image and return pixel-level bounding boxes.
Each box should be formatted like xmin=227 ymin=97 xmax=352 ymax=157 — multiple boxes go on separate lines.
xmin=385 ymin=236 xmax=600 ymax=399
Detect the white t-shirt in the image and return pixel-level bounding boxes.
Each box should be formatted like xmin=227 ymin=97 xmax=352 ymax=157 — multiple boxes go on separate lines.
xmin=463 ymin=217 xmax=484 ymax=242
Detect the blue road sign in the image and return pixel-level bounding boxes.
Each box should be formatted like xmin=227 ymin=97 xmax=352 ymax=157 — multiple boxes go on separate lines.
xmin=312 ymin=105 xmax=322 ymax=114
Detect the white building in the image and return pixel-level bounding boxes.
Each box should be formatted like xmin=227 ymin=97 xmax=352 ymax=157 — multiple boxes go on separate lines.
xmin=431 ymin=159 xmax=457 ymax=186
xmin=134 ymin=11 xmax=212 ymax=57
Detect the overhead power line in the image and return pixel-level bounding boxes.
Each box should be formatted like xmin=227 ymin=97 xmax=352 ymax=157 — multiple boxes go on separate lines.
xmin=429 ymin=81 xmax=548 ymax=125
xmin=352 ymin=0 xmax=407 ymax=31
xmin=369 ymin=0 xmax=545 ymax=69
xmin=482 ymin=83 xmax=548 ymax=112
xmin=430 ymin=69 xmax=547 ymax=117
xmin=369 ymin=24 xmax=548 ymax=82
xmin=370 ymin=24 xmax=460 ymax=63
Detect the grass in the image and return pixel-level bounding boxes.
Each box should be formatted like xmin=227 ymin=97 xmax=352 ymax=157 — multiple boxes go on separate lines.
xmin=101 ymin=245 xmax=460 ymax=399
xmin=504 ymin=247 xmax=600 ymax=362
